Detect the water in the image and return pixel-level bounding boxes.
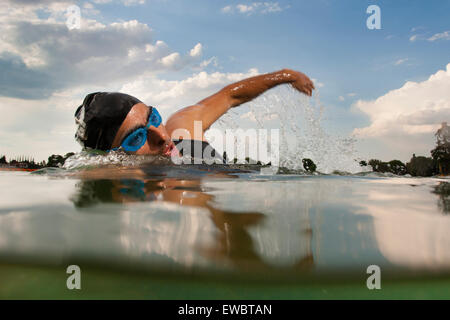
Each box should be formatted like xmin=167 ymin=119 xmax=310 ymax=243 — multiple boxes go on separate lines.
xmin=1 ymin=88 xmax=449 ymax=298
xmin=213 ymin=86 xmax=364 ymax=173
xmin=1 ymin=167 xmax=450 ymax=298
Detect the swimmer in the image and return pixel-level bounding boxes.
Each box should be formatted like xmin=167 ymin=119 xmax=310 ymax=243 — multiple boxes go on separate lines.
xmin=74 ymin=69 xmax=314 ymax=160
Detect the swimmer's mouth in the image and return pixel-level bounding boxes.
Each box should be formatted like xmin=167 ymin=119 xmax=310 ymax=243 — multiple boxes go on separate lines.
xmin=163 ymin=144 xmax=177 ymax=157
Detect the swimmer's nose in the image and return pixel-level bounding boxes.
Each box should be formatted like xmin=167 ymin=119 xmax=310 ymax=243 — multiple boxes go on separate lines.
xmin=147 ymin=125 xmax=171 ymax=150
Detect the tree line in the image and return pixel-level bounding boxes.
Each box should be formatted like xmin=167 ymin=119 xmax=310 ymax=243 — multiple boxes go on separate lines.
xmin=1 ymin=123 xmax=449 ymax=175
xmin=0 ymin=153 xmax=75 ymax=169
xmin=359 ymin=122 xmax=450 ymax=177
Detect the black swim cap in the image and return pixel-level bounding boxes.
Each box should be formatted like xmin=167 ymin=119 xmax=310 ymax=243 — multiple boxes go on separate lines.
xmin=74 ymin=92 xmax=142 ymax=150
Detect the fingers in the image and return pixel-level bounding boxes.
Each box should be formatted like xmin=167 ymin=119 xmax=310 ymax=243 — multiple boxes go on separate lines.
xmin=291 ymin=77 xmax=314 ymax=96
xmin=304 ymin=81 xmax=314 ymax=96
xmin=300 ymin=74 xmax=315 ymax=96
xmin=301 ymin=87 xmax=312 ymax=96
xmin=306 ymin=77 xmax=315 ymax=90
xmin=292 ymin=83 xmax=312 ymax=96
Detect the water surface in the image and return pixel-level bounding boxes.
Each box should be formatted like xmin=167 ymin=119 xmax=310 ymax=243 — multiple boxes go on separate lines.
xmin=1 ymin=164 xmax=450 ymax=299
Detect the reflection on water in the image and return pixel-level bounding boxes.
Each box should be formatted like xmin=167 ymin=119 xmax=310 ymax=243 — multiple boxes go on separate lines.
xmin=0 ymin=168 xmax=450 ymax=278
xmin=433 ymin=182 xmax=450 ymax=213
xmin=70 ymin=167 xmax=314 ymax=273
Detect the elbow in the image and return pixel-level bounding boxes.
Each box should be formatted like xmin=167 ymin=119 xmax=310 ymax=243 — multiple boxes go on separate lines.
xmin=224 ymin=85 xmax=251 ymax=107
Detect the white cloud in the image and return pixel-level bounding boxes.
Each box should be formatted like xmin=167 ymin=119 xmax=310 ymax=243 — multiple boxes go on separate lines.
xmin=189 ymin=43 xmax=203 ymax=57
xmin=160 ymin=52 xmax=181 ymax=67
xmin=409 ymin=35 xmax=418 ymax=42
xmin=347 ymin=93 xmax=356 ymax=97
xmin=428 ymin=31 xmax=450 ymax=41
xmin=90 ymin=0 xmax=146 ymax=4
xmin=394 ymin=58 xmax=408 ymax=66
xmin=411 ymin=26 xmax=424 ymax=32
xmin=83 ymin=2 xmax=101 ymax=15
xmin=311 ymin=78 xmax=324 ymax=88
xmin=0 ymin=2 xmax=204 ymax=98
xmin=122 ymin=0 xmax=145 ymax=6
xmin=352 ymin=63 xmax=450 ymax=161
xmin=409 ymin=30 xmax=450 ymax=42
xmin=0 ymin=91 xmax=81 ymax=162
xmin=0 ymin=68 xmax=260 ymax=161
xmin=145 ymin=40 xmax=169 ymax=54
xmin=338 ymin=96 xmax=345 ymax=102
xmin=199 ymin=56 xmax=218 ymax=68
xmin=221 ymin=2 xmax=284 ymax=15
xmin=120 ymin=68 xmax=260 ymax=119
xmin=158 ymin=43 xmax=204 ymax=69
xmin=260 ymin=2 xmax=283 ymax=13
xmin=237 ymin=4 xmax=255 ymax=13
xmin=0 ymin=0 xmax=219 ymax=161
xmin=221 ymin=5 xmax=232 ymax=13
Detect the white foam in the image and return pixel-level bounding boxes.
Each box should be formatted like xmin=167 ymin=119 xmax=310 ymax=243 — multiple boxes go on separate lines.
xmin=63 ymin=150 xmax=171 ymax=170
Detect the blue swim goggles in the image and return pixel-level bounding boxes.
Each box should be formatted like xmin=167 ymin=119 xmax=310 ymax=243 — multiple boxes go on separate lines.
xmin=111 ymin=107 xmax=162 ymax=152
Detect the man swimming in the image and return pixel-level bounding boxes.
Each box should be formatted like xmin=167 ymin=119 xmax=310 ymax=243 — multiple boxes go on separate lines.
xmin=74 ymin=68 xmax=314 ymax=160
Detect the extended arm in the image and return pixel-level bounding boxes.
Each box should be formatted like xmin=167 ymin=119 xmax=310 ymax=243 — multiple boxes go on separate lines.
xmin=165 ymin=68 xmax=315 ymax=140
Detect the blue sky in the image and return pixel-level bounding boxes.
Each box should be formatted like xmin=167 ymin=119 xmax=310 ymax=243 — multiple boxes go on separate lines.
xmin=95 ymin=0 xmax=450 ymax=94
xmin=123 ymin=0 xmax=450 ymax=124
xmin=0 ymin=0 xmax=449 ymax=163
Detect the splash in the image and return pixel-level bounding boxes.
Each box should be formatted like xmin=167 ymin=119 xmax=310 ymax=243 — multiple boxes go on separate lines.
xmin=63 ymin=85 xmax=366 ymax=174
xmin=63 ymin=149 xmax=171 ymax=170
xmin=213 ymin=85 xmax=366 ymax=174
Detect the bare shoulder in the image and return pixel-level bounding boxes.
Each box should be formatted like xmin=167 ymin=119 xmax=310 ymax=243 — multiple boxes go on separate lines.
xmin=165 ymin=105 xmax=206 ymax=141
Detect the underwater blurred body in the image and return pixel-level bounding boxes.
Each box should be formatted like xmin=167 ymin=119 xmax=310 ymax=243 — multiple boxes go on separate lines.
xmin=1 ymin=162 xmax=450 ymax=298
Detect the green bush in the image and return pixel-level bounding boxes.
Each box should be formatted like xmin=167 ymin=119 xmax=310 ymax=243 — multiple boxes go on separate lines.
xmin=47 ymin=154 xmax=65 ymax=167
xmin=368 ymin=159 xmax=407 ymax=175
xmin=388 ymin=160 xmax=407 ymax=175
xmin=431 ymin=143 xmax=450 ymax=175
xmin=302 ymin=158 xmax=317 ymax=173
xmin=406 ymin=156 xmax=437 ymax=177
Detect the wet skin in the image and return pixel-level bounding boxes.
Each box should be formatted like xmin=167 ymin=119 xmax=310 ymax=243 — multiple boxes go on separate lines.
xmin=111 ymin=103 xmax=175 ymax=156
xmin=111 ymin=69 xmax=314 ymax=157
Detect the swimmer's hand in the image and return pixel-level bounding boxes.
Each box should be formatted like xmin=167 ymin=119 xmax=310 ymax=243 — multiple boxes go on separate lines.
xmin=283 ymin=69 xmax=315 ymax=96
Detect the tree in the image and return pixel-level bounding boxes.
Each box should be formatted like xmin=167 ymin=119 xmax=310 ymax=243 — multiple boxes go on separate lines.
xmin=431 ymin=144 xmax=450 ymax=175
xmin=406 ymin=156 xmax=437 ymax=177
xmin=431 ymin=122 xmax=450 ymax=175
xmin=302 ymin=158 xmax=317 ymax=173
xmin=432 ymin=182 xmax=450 ymax=214
xmin=435 ymin=122 xmax=450 ymax=146
xmin=368 ymin=159 xmax=389 ymax=173
xmin=47 ymin=154 xmax=65 ymax=167
xmin=368 ymin=159 xmax=407 ymax=175
xmin=64 ymin=152 xmax=75 ymax=160
xmin=0 ymin=155 xmax=6 ymax=164
xmin=388 ymin=160 xmax=407 ymax=175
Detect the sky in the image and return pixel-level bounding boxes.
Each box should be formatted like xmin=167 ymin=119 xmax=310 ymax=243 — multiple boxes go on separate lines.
xmin=0 ymin=0 xmax=449 ymax=162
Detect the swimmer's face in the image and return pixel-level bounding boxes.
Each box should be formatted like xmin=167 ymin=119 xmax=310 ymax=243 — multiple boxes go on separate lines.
xmin=111 ymin=103 xmax=175 ymax=156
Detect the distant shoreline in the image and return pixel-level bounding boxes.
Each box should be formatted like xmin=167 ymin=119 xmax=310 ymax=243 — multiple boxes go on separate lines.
xmin=0 ymin=166 xmax=39 ymax=172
